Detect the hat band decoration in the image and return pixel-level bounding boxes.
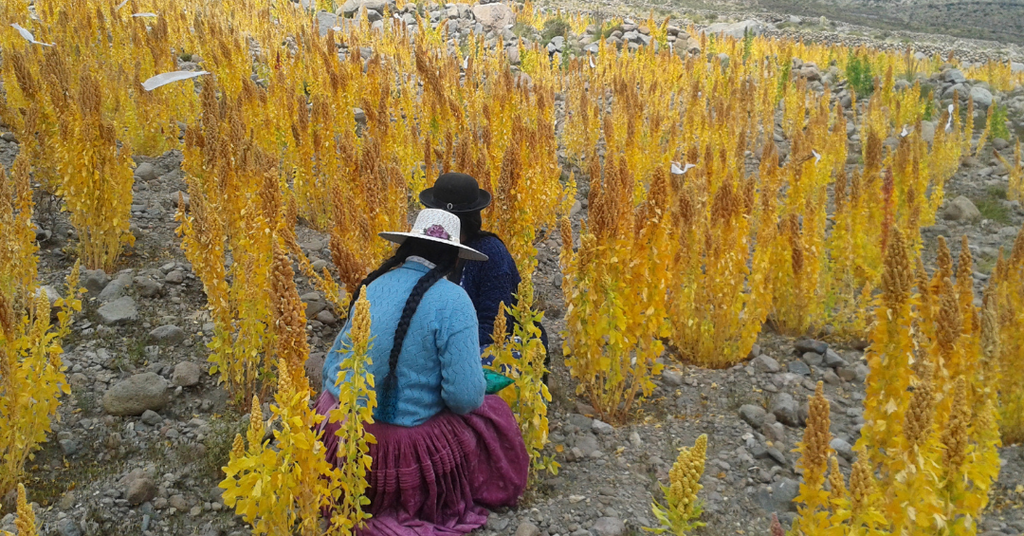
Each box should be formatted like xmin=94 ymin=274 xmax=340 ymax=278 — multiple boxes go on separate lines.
xmin=423 ymin=224 xmax=451 ymax=241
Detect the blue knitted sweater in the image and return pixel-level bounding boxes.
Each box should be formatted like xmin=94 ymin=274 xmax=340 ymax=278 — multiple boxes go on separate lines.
xmin=322 ymin=260 xmax=485 ymax=427
xmin=460 ymin=236 xmax=521 ymax=346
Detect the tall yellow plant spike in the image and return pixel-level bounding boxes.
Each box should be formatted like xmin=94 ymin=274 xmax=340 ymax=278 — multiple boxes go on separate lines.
xmin=827 ymin=457 xmax=846 ymax=504
xmin=270 ymin=243 xmax=308 ymax=378
xmin=489 ymin=282 xmax=558 ymax=477
xmin=792 ymin=382 xmax=832 ymax=535
xmin=904 ymin=362 xmax=936 ymax=449
xmin=649 ymin=434 xmax=707 ymax=535
xmin=940 ymin=377 xmax=970 ymax=475
xmin=0 ymin=156 xmax=81 ymax=496
xmin=329 ymin=286 xmax=377 ymax=533
xmin=15 ymin=483 xmax=38 ymax=536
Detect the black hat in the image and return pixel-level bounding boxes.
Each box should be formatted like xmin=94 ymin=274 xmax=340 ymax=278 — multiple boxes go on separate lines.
xmin=419 ymin=173 xmax=492 ymax=213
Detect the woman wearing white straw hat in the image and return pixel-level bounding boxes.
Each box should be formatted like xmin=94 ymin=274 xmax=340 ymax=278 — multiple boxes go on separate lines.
xmin=316 ymin=208 xmax=528 ymax=536
xmin=419 ymin=172 xmax=550 ymax=366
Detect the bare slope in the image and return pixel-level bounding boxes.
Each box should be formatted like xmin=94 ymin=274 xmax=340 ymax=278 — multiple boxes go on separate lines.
xmin=754 ymin=0 xmax=1024 ymax=44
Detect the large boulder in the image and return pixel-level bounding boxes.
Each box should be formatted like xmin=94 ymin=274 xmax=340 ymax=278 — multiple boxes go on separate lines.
xmin=98 ymin=273 xmax=132 ymax=302
xmin=702 ymin=20 xmax=765 ymax=39
xmin=150 ymin=325 xmax=186 ymax=346
xmin=739 ymin=404 xmax=767 ymax=429
xmin=172 ymin=361 xmax=202 ymax=387
xmin=771 ymin=393 xmax=804 ymax=427
xmin=941 ymin=195 xmax=982 ymax=222
xmin=970 ymin=86 xmax=994 ymax=108
xmin=82 ymin=269 xmax=110 ymax=294
xmin=755 ymin=477 xmax=800 ymax=513
xmin=103 ymin=373 xmax=170 ymax=416
xmin=317 ymin=11 xmax=340 ymax=36
xmin=471 ymin=3 xmax=513 ymax=32
xmin=97 ymin=296 xmax=138 ymax=326
xmin=338 ymin=0 xmax=388 ymax=16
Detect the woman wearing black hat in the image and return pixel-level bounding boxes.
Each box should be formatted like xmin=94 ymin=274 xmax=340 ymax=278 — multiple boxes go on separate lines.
xmin=419 ymin=173 xmax=548 ymax=365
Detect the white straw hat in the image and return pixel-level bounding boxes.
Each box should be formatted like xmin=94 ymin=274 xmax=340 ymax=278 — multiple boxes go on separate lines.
xmin=379 ymin=209 xmax=488 ymax=261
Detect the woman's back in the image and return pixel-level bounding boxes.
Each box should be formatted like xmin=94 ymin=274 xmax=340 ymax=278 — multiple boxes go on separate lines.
xmin=323 ymin=259 xmax=484 ymax=427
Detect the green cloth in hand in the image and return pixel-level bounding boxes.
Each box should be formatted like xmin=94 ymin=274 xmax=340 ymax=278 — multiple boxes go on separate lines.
xmin=484 ymin=370 xmax=514 ymax=394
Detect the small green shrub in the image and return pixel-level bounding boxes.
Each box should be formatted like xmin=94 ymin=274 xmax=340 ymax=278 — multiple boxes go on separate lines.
xmin=990 ymin=103 xmax=1011 ymax=141
xmin=742 ymin=28 xmax=754 ymax=63
xmin=511 ymin=21 xmax=535 ymax=38
xmin=975 ymin=197 xmax=1011 ymax=224
xmin=541 ymin=18 xmax=570 ymax=42
xmin=846 ymin=53 xmax=875 ymax=97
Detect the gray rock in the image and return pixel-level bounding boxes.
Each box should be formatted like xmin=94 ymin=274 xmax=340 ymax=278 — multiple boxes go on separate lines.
xmin=486 ymin=516 xmax=510 ymax=532
xmin=165 ymin=270 xmax=185 ymax=284
xmin=802 ymin=352 xmax=823 ymax=367
xmin=788 ymin=361 xmax=811 ymax=376
xmin=141 ymin=409 xmax=163 ymax=426
xmin=301 ymin=292 xmax=327 ymax=318
xmin=173 ymin=361 xmax=202 ymax=387
xmin=1013 ymin=62 xmax=1024 ymax=74
xmin=739 ymin=404 xmax=767 ymax=429
xmin=592 ymin=419 xmax=614 ymax=435
xmin=823 ymin=349 xmax=847 ymax=368
xmin=771 ymin=393 xmax=804 ymax=426
xmin=82 ymin=269 xmax=110 ymax=294
xmin=317 ymin=11 xmax=339 ymax=36
xmin=57 ymin=519 xmax=82 ymax=536
xmin=315 ymin=309 xmax=337 ymax=325
xmin=60 ymin=438 xmax=79 ymax=456
xmin=830 ymin=437 xmax=854 ymax=461
xmin=751 ymin=354 xmax=781 ymax=373
xmin=662 ymin=369 xmax=684 ymax=386
xmin=945 ymin=69 xmax=966 ymax=83
xmin=574 ymin=433 xmax=600 ymax=457
xmin=135 ymin=276 xmax=163 ymax=298
xmin=98 ymin=273 xmax=132 ymax=302
xmin=970 ymin=86 xmax=994 ymax=108
xmin=471 ymin=3 xmax=513 ymax=31
xmin=794 ymin=339 xmax=828 ymax=355
xmin=169 ymin=494 xmax=188 ymax=510
xmin=97 ymin=296 xmax=138 ymax=326
xmin=703 ymin=19 xmax=765 ymax=39
xmin=852 ymin=363 xmax=869 ymax=383
xmin=591 ymin=517 xmax=627 ymax=536
xmin=514 ymin=521 xmax=541 ymax=536
xmin=765 ymin=422 xmax=786 ymax=443
xmin=134 ymin=162 xmax=158 ymax=181
xmin=103 ymin=372 xmax=170 ymax=416
xmin=942 ymin=196 xmax=981 ymax=222
xmin=766 ymin=446 xmax=787 ymax=465
xmin=149 ymin=325 xmax=186 ymax=346
xmin=755 ymin=477 xmax=800 ymax=513
xmin=126 ymin=478 xmax=158 ymax=505
xmin=339 ymin=0 xmax=387 ymax=15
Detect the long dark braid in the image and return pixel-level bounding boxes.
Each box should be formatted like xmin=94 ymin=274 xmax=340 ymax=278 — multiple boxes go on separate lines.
xmin=377 ymin=250 xmax=458 ymax=422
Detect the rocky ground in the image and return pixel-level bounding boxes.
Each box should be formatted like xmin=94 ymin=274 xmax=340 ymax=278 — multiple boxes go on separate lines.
xmin=2 ymin=2 xmax=1024 ymax=536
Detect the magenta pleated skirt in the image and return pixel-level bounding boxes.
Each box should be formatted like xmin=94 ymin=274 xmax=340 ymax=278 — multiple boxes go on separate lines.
xmin=313 ymin=392 xmax=529 ymax=536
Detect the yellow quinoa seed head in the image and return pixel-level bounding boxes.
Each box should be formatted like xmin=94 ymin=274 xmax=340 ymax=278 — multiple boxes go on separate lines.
xmin=941 ymin=377 xmax=971 ymax=472
xmin=15 ymin=483 xmax=36 ymax=535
